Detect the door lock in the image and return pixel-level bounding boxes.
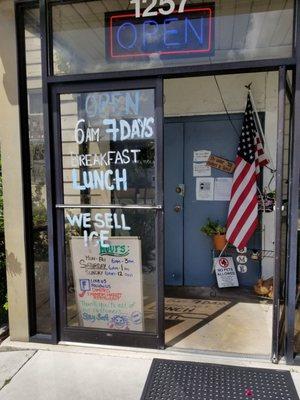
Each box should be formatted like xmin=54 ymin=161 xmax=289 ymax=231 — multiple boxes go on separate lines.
xmin=174 ymin=205 xmax=182 ymax=213
xmin=175 ymin=184 xmax=185 ymax=196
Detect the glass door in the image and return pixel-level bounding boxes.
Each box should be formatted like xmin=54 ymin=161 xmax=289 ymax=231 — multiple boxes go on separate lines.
xmin=272 ymin=67 xmax=293 ymax=362
xmin=52 ymin=79 xmax=164 ymax=348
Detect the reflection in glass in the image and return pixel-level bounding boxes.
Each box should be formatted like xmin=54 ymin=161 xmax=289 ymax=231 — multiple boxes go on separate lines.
xmin=65 ymin=208 xmax=157 ymax=333
xmin=60 ymin=89 xmax=156 ymax=206
xmin=278 ymin=89 xmax=292 ymax=322
xmin=52 ymin=0 xmax=294 ymax=75
xmin=60 ymin=86 xmax=158 ymax=334
xmin=24 ymin=9 xmax=51 ymax=334
xmin=296 ymin=180 xmax=300 ymax=352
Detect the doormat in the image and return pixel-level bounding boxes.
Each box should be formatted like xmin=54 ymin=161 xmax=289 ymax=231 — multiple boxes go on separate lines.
xmin=140 ymin=359 xmax=299 ymax=400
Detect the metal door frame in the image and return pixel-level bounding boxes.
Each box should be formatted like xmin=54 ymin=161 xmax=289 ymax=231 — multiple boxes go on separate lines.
xmin=14 ymin=0 xmax=300 ymax=363
xmin=51 ymin=78 xmax=165 ymax=349
xmin=163 ymin=71 xmax=295 ymax=363
xmin=271 ymin=66 xmax=297 ymax=364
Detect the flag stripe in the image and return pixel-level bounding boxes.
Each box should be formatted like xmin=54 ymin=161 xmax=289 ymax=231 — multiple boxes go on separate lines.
xmin=229 ymin=159 xmax=251 ymax=202
xmin=227 ymin=176 xmax=257 ymax=229
xmin=226 ymin=182 xmax=257 ymax=239
xmin=228 ymin=160 xmax=255 ymax=216
xmin=225 ymin=94 xmax=269 ymax=249
xmin=227 ymin=195 xmax=258 ymax=245
xmin=235 ymin=212 xmax=258 ymax=249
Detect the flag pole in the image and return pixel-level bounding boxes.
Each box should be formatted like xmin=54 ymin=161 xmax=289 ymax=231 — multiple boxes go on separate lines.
xmin=247 ymin=87 xmax=276 ymax=172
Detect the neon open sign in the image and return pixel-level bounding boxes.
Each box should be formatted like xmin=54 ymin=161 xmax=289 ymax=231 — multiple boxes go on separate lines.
xmin=105 ymin=3 xmax=215 ymax=61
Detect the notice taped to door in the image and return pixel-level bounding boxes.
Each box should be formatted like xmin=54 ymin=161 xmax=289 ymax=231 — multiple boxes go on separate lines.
xmin=214 ymin=257 xmax=239 ymax=288
xmin=196 ymin=177 xmax=214 ymax=200
xmin=70 ymin=236 xmax=144 ymax=331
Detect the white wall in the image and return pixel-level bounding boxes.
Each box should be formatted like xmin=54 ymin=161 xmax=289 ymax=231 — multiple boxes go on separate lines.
xmin=164 ymin=73 xmax=268 ymax=116
xmin=164 ymin=72 xmax=278 ymax=279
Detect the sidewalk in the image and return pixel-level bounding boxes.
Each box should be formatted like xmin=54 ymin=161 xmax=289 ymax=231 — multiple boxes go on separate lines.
xmin=1 ymin=339 xmax=300 ymax=400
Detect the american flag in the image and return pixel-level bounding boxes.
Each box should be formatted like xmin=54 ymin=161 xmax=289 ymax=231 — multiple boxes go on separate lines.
xmin=226 ymin=94 xmax=269 ymax=250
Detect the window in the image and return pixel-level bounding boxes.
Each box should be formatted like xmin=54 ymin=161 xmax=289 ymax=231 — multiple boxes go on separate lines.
xmin=52 ymin=0 xmax=294 ymax=76
xmin=24 ymin=8 xmax=51 ymax=335
xmin=28 ymin=90 xmax=43 ymax=116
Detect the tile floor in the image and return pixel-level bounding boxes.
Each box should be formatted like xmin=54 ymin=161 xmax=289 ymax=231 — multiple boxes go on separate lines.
xmin=164 ymin=297 xmax=273 ymax=356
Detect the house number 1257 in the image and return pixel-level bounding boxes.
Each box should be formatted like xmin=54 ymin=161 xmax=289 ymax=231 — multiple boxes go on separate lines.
xmin=130 ymin=0 xmax=187 ymax=18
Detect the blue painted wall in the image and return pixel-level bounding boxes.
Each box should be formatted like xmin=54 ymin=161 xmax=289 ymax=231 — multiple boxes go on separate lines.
xmin=164 ymin=114 xmax=262 ymax=287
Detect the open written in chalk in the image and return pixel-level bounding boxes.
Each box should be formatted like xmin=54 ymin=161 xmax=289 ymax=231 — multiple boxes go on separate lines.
xmin=207 ymin=155 xmax=235 ymax=174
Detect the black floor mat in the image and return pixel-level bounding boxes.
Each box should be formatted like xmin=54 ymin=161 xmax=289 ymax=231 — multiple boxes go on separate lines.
xmin=141 ymin=359 xmax=299 ymax=400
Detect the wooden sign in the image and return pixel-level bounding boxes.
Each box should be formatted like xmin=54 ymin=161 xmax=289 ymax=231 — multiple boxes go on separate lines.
xmin=70 ymin=236 xmax=144 ymax=331
xmin=207 ymin=155 xmax=235 ymax=174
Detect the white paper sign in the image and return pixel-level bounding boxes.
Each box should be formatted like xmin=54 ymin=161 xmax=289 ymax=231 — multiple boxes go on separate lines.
xmin=193 ymin=150 xmax=211 ymax=162
xmin=193 ymin=163 xmax=211 ymax=177
xmin=214 ymin=178 xmax=233 ymax=201
xmin=214 ymin=257 xmax=239 ymax=288
xmin=70 ymin=236 xmax=144 ymax=331
xmin=196 ymin=177 xmax=214 ymax=201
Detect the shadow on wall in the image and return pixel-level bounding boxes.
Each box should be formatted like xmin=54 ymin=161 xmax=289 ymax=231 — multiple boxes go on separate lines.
xmin=6 ymin=252 xmax=22 ymax=277
xmin=0 ymin=1 xmax=18 ymax=106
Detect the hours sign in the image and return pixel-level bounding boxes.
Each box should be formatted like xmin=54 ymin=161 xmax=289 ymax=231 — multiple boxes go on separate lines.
xmin=70 ymin=236 xmax=144 ymax=331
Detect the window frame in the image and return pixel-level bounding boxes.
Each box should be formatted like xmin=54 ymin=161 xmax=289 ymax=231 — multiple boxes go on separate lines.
xmin=14 ymin=0 xmax=300 ymax=360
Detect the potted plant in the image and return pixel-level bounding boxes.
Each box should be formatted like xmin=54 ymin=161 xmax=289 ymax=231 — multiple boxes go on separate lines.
xmin=200 ymin=219 xmax=227 ymax=251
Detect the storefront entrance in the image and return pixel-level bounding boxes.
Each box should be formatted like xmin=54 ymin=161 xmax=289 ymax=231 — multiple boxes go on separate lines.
xmin=13 ymin=0 xmax=300 ymax=365
xmin=48 ymin=70 xmax=293 ymax=358
xmin=162 ymin=72 xmax=292 ymax=357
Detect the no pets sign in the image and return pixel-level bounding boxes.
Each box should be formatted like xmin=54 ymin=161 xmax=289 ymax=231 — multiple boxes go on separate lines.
xmin=214 ymin=257 xmax=239 ymax=288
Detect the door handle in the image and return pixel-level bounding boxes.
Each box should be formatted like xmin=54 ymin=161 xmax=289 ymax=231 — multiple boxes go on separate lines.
xmin=174 ymin=205 xmax=182 ymax=213
xmin=55 ymin=204 xmax=163 ymax=210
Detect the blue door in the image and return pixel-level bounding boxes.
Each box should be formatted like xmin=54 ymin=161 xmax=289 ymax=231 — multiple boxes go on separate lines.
xmin=164 ymin=123 xmax=184 ymax=286
xmin=164 ymin=115 xmax=262 ymax=287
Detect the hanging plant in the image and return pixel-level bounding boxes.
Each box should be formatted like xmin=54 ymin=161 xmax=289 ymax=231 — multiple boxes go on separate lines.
xmin=258 ymin=190 xmax=276 ymax=213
